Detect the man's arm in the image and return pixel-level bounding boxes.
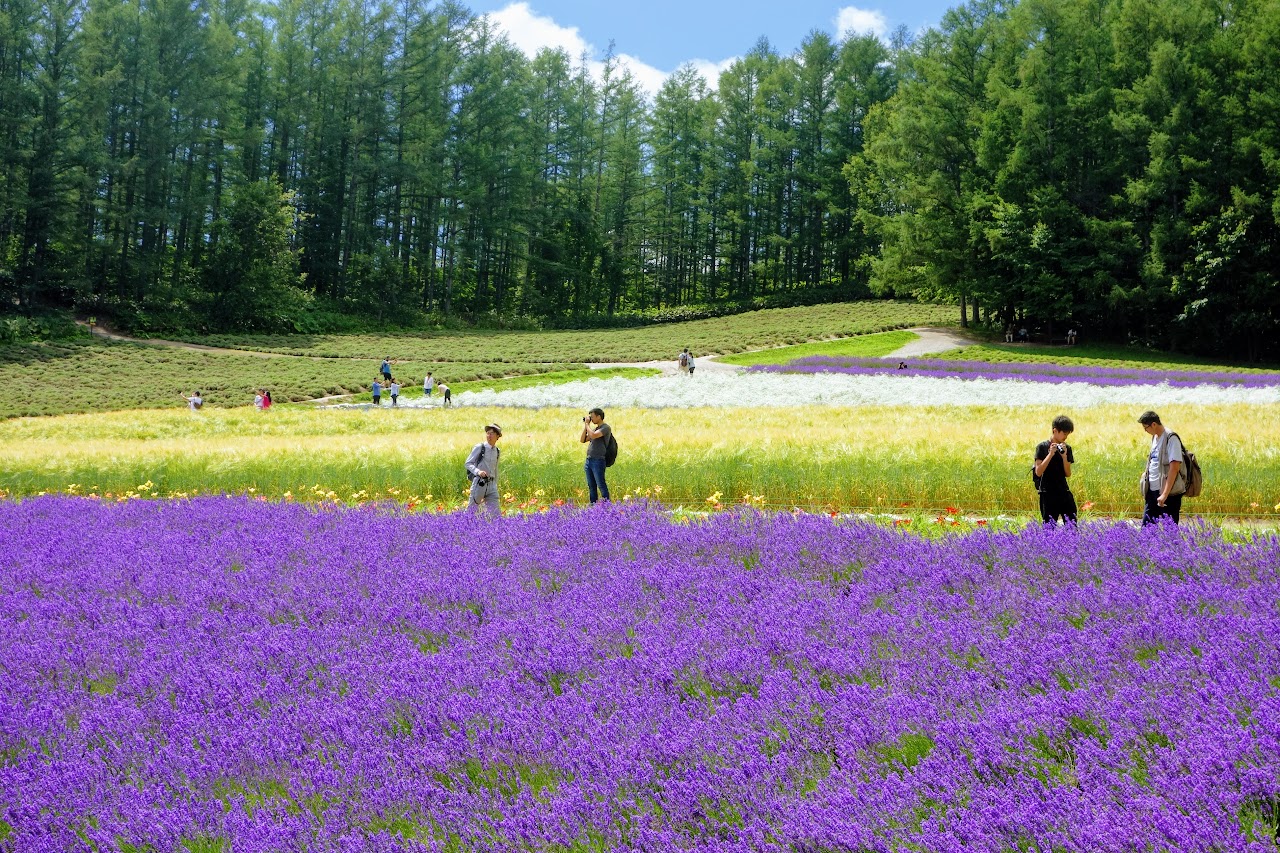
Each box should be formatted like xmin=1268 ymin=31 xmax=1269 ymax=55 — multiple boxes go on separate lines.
xmin=1158 ymin=459 xmax=1181 ymax=504
xmin=465 ymin=445 xmax=488 ymax=479
xmin=1032 ymin=443 xmax=1053 ymax=476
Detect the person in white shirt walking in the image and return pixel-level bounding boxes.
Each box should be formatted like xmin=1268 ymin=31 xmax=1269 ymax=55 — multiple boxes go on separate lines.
xmin=1138 ymin=410 xmax=1184 ymax=525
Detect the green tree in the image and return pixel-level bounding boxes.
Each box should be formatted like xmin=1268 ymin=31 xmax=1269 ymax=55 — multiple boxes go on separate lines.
xmin=203 ymin=178 xmax=309 ymax=330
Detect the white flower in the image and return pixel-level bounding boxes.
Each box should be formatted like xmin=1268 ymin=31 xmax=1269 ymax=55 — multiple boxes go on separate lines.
xmin=439 ymin=372 xmax=1280 ymax=410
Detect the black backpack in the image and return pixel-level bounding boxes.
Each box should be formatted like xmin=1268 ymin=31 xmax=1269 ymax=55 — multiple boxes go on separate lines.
xmin=466 ymin=444 xmax=486 ymax=482
xmin=605 ymin=432 xmax=618 ymax=467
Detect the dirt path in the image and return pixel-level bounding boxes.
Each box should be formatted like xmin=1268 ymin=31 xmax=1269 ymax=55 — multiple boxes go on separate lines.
xmin=882 ymin=327 xmax=979 ymax=358
xmin=590 ymin=327 xmax=981 ymax=374
xmin=79 ymin=321 xmax=332 ymax=359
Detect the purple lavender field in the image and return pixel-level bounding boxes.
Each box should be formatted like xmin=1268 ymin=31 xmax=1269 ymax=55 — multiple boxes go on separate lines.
xmin=3 ymin=498 xmax=1279 ymax=852
xmin=751 ymin=356 xmax=1280 ymax=388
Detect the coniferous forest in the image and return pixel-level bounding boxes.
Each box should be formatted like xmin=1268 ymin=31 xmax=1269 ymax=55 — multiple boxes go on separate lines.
xmin=1 ymin=0 xmax=1277 ymax=357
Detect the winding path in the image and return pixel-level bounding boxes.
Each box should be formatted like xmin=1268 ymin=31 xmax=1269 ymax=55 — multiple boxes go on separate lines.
xmin=79 ymin=322 xmax=343 ymax=360
xmin=591 ymin=326 xmax=980 ymax=374
xmin=881 ymin=327 xmax=979 ymax=358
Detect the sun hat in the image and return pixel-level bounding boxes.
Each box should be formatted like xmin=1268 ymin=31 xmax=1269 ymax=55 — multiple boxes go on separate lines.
xmin=485 ymin=423 xmax=503 ymax=435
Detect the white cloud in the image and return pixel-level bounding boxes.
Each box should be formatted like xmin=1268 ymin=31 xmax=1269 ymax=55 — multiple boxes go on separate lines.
xmin=612 ymin=52 xmax=669 ymax=99
xmin=483 ymin=2 xmax=734 ymax=98
xmin=834 ymin=6 xmax=889 ymax=39
xmin=487 ymin=2 xmax=590 ymax=58
xmin=690 ymin=57 xmax=738 ymax=87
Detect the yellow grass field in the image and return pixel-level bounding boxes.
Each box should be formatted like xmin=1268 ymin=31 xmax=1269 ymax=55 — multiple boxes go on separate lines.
xmin=2 ymin=402 xmax=1274 ymax=519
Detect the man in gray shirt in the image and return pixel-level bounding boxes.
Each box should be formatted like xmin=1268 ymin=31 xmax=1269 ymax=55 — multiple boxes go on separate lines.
xmin=465 ymin=423 xmax=502 ymax=514
xmin=1139 ymin=410 xmax=1184 ymax=525
xmin=580 ymin=407 xmax=611 ymax=504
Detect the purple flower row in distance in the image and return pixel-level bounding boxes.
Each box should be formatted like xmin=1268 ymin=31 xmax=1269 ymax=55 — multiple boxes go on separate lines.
xmin=1 ymin=497 xmax=1278 ymax=852
xmin=751 ymin=355 xmax=1280 ymax=388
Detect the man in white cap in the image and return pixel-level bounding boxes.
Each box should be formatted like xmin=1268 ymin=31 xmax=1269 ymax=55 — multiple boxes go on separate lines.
xmin=465 ymin=423 xmax=502 ymax=514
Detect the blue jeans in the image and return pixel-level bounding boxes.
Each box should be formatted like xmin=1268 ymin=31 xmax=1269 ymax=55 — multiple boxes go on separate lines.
xmin=585 ymin=457 xmax=609 ymax=503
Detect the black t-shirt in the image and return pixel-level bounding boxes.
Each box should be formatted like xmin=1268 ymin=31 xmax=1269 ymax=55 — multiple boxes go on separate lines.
xmin=1034 ymin=440 xmax=1075 ymax=492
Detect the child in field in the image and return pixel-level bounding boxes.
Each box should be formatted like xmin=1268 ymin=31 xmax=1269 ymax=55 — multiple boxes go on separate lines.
xmin=389 ymin=378 xmax=400 ymax=407
xmin=371 ymin=379 xmax=382 ymax=406
xmin=1032 ymin=414 xmax=1077 ymax=525
xmin=262 ymin=390 xmax=272 ymax=410
xmin=254 ymin=390 xmax=264 ymax=411
xmin=439 ymin=382 xmax=451 ymax=407
xmin=424 ymin=372 xmax=434 ymax=399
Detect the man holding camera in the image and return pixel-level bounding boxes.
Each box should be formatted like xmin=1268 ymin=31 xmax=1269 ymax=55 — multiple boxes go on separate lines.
xmin=465 ymin=423 xmax=502 ymax=514
xmin=1033 ymin=414 xmax=1077 ymax=525
xmin=580 ymin=408 xmax=611 ymax=504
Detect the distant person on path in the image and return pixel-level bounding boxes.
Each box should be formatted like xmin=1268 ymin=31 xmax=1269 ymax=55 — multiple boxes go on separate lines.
xmin=687 ymin=352 xmax=696 ymax=375
xmin=389 ymin=378 xmax=400 ymax=407
xmin=1138 ymin=410 xmax=1184 ymax=526
xmin=263 ymin=390 xmax=272 ymax=410
xmin=440 ymin=382 xmax=451 ymax=407
xmin=181 ymin=391 xmax=203 ymax=410
xmin=254 ymin=390 xmax=264 ymax=411
xmin=1067 ymin=328 xmax=1078 ymax=345
xmin=465 ymin=423 xmax=502 ymax=514
xmin=1033 ymin=415 xmax=1077 ymax=525
xmin=424 ymin=372 xmax=434 ymax=399
xmin=1004 ymin=324 xmax=1014 ymax=343
xmin=380 ymin=357 xmax=392 ymax=382
xmin=678 ymin=348 xmax=690 ymax=374
xmin=580 ymin=407 xmax=612 ymax=504
xmin=1017 ymin=326 xmax=1029 ymax=342
xmin=371 ymin=379 xmax=382 ymax=406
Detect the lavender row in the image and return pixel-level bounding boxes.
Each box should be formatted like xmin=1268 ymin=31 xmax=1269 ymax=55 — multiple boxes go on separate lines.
xmin=2 ymin=498 xmax=1279 ymax=851
xmin=751 ymin=355 xmax=1280 ymax=388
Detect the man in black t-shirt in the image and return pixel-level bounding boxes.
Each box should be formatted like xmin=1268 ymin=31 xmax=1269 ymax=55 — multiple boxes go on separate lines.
xmin=1033 ymin=415 xmax=1077 ymax=525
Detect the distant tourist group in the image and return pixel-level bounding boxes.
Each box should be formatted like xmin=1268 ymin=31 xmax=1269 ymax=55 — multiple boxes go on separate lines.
xmin=1033 ymin=410 xmax=1201 ymax=529
xmin=370 ymin=359 xmax=450 ymax=408
xmin=1005 ymin=325 xmax=1079 ymax=345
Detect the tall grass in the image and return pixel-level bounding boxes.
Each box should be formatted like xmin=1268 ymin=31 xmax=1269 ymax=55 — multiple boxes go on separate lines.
xmin=2 ymin=403 xmax=1274 ymax=518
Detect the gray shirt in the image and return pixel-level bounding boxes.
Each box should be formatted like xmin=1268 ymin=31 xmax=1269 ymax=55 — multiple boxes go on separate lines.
xmin=585 ymin=422 xmax=612 ymax=459
xmin=1146 ymin=431 xmax=1182 ymax=491
xmin=466 ymin=442 xmax=499 ymax=481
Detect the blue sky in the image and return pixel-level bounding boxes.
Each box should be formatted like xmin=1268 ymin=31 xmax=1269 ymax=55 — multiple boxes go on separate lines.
xmin=465 ymin=1 xmax=959 ymax=95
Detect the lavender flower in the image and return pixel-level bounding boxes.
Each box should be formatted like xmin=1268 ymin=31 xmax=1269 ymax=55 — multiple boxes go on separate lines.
xmin=1 ymin=498 xmax=1277 ymax=851
xmin=751 ymin=355 xmax=1280 ymax=389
